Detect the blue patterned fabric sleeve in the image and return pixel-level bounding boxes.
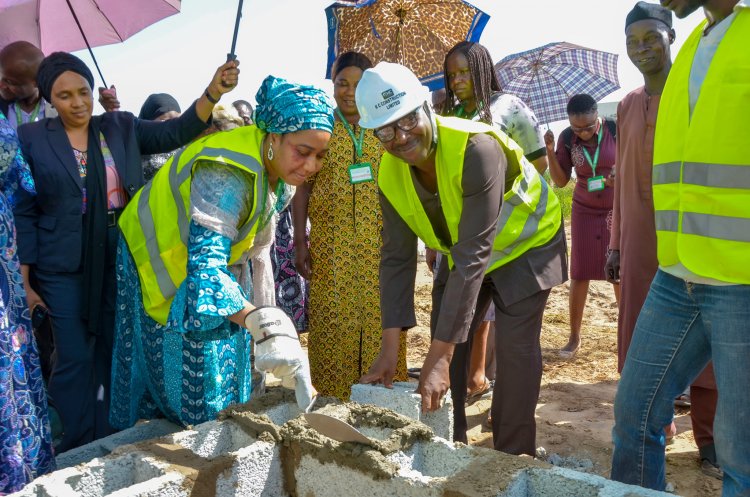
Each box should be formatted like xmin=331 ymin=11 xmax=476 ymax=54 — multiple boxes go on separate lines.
xmin=168 ymin=161 xmax=256 ymax=337
xmin=168 ymin=161 xmax=259 ymax=337
xmin=190 ymin=160 xmax=253 ymax=239
xmin=168 ymin=221 xmax=249 ymax=337
xmin=0 ymin=111 xmax=35 ymax=207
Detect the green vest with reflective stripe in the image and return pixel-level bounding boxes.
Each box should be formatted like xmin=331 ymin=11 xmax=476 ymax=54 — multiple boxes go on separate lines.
xmin=653 ymin=10 xmax=750 ymax=284
xmin=379 ymin=116 xmax=561 ymax=273
xmin=119 ymin=125 xmax=267 ymax=324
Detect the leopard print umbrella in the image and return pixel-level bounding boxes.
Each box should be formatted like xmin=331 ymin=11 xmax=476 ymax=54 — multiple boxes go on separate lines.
xmin=325 ymin=0 xmax=490 ymax=90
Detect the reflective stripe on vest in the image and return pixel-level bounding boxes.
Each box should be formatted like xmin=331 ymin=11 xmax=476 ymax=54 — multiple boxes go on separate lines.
xmin=120 ymin=126 xmax=266 ymax=323
xmin=654 ymin=161 xmax=750 ymax=189
xmin=487 ymin=162 xmax=553 ymax=267
xmin=379 ymin=116 xmax=561 ymax=274
xmin=652 ymin=9 xmax=750 ymax=284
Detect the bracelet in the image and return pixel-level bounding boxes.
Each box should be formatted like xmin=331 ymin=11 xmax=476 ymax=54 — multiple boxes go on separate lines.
xmin=204 ymin=88 xmax=220 ymax=104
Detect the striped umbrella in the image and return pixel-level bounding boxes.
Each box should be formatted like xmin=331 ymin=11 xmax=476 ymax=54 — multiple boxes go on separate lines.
xmin=494 ymin=42 xmax=619 ymax=125
xmin=325 ymin=0 xmax=490 ymax=90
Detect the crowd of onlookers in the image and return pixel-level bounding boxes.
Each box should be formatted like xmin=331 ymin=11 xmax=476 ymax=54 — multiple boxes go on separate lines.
xmin=1 ymin=1 xmax=748 ymax=496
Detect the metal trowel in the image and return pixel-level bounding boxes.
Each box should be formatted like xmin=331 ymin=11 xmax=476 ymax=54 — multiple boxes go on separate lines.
xmin=303 ymin=412 xmax=374 ymax=446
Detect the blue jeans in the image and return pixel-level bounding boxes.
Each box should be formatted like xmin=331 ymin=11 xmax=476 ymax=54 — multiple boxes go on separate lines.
xmin=611 ymin=270 xmax=750 ymax=496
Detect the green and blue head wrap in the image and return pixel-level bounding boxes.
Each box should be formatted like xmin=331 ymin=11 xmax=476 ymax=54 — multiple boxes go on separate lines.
xmin=253 ymin=75 xmax=334 ymax=134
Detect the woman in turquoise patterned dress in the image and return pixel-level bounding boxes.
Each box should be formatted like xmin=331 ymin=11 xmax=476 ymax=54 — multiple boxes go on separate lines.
xmin=0 ymin=110 xmax=55 ymax=494
xmin=110 ymin=76 xmax=333 ymax=428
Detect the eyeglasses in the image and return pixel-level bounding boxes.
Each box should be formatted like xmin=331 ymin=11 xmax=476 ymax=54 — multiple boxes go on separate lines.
xmin=570 ymin=120 xmax=599 ymax=134
xmin=373 ymin=109 xmax=421 ymax=142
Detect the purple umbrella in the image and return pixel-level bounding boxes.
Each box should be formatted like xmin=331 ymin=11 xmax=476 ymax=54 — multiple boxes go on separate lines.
xmin=494 ymin=42 xmax=619 ymax=125
xmin=0 ymin=0 xmax=181 ymax=86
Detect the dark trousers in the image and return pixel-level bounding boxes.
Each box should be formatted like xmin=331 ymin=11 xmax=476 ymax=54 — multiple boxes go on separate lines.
xmin=432 ymin=269 xmax=550 ymax=456
xmin=35 ymin=263 xmax=117 ymax=453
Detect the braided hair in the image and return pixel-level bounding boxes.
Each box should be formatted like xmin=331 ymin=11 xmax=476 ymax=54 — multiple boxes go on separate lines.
xmin=441 ymin=41 xmax=501 ymax=124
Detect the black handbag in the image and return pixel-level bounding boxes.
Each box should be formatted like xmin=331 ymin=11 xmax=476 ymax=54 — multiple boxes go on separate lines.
xmin=31 ymin=305 xmax=55 ymax=383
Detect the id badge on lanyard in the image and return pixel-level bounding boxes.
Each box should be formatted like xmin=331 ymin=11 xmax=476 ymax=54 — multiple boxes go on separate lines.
xmin=582 ymin=119 xmax=605 ymax=192
xmin=587 ymin=176 xmax=605 ymax=192
xmin=348 ymin=162 xmax=373 ymax=184
xmin=337 ymin=108 xmax=374 ymax=185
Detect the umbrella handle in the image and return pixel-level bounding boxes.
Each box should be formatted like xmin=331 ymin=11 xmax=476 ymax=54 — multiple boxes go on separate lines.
xmin=227 ymin=0 xmax=244 ymax=63
xmin=65 ymin=0 xmax=108 ymax=88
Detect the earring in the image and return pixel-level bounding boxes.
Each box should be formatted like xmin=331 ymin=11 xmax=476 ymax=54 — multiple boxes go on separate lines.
xmin=267 ymin=143 xmax=274 ymax=161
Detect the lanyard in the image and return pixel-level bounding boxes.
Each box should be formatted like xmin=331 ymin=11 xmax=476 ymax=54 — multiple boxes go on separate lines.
xmin=336 ymin=108 xmax=365 ymax=159
xmin=455 ymin=99 xmax=485 ymax=120
xmin=455 ymin=104 xmax=478 ymax=120
xmin=581 ymin=118 xmax=603 ymax=176
xmin=259 ymin=173 xmax=286 ymax=228
xmin=14 ymin=100 xmax=42 ymax=127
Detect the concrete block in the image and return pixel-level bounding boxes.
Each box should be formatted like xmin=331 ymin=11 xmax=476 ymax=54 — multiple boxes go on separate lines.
xmin=167 ymin=419 xmax=257 ymax=459
xmin=285 ymin=402 xmax=533 ymax=497
xmin=56 ymin=418 xmax=181 ymax=469
xmin=106 ymin=473 xmax=189 ymax=497
xmin=294 ymin=454 xmax=440 ymax=497
xmin=63 ymin=451 xmax=173 ymax=497
xmin=8 ymin=467 xmax=84 ymax=497
xmin=135 ymin=418 xmax=285 ymax=497
xmin=11 ymin=388 xmax=676 ymax=497
xmin=11 ymin=451 xmax=186 ymax=497
xmin=215 ymin=439 xmax=285 ymax=497
xmin=500 ymin=466 xmax=675 ymax=497
xmin=350 ymin=382 xmax=453 ymax=440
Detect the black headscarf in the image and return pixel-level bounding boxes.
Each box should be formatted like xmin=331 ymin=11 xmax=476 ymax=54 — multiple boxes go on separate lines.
xmin=625 ymin=1 xmax=673 ymax=31
xmin=138 ymin=93 xmax=181 ymax=120
xmin=36 ymin=52 xmax=94 ymax=102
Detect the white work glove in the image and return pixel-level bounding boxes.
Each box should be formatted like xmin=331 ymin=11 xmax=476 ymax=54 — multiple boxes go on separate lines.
xmin=245 ymin=306 xmax=316 ymax=410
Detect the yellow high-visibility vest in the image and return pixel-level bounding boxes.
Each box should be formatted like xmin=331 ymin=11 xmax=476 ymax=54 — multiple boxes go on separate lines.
xmin=653 ymin=9 xmax=750 ymax=284
xmin=119 ymin=125 xmax=268 ymax=324
xmin=379 ymin=116 xmax=561 ymax=273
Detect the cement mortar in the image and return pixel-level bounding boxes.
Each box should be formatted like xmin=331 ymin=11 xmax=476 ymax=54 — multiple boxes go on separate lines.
xmin=217 ymin=388 xmax=302 ymax=443
xmin=118 ymin=441 xmax=236 ymax=497
xmin=440 ymin=449 xmax=547 ymax=497
xmin=13 ymin=388 xmax=677 ymax=497
xmin=343 ymin=403 xmax=434 ymax=453
xmin=279 ymin=401 xmax=434 ymax=495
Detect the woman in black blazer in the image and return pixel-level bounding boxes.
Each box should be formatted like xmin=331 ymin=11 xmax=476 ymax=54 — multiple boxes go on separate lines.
xmin=13 ymin=52 xmax=239 ymax=452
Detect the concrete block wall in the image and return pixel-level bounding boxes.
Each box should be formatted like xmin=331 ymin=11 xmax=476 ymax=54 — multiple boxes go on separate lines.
xmin=12 ymin=389 xmax=303 ymax=497
xmin=350 ymin=382 xmax=454 ymax=440
xmin=13 ymin=451 xmax=189 ymax=497
xmin=55 ymin=418 xmax=182 ymax=469
xmin=281 ymin=402 xmax=674 ymax=497
xmin=11 ymin=388 xmax=675 ymax=497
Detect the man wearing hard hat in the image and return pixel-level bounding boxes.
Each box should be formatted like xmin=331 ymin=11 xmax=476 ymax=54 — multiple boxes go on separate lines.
xmin=357 ymin=62 xmax=568 ymax=455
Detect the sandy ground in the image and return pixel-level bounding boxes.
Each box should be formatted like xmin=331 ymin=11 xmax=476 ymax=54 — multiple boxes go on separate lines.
xmin=405 ymin=251 xmax=723 ymax=497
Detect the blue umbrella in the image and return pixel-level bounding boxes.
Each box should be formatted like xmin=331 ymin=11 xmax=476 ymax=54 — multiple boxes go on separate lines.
xmin=325 ymin=0 xmax=489 ymax=90
xmin=494 ymin=42 xmax=620 ymax=124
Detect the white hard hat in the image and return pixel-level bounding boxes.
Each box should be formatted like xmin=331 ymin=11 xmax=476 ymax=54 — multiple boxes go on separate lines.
xmin=355 ymin=62 xmax=430 ymax=129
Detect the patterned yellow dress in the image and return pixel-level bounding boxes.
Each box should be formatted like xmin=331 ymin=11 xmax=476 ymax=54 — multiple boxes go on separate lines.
xmin=307 ymin=117 xmax=408 ymax=400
